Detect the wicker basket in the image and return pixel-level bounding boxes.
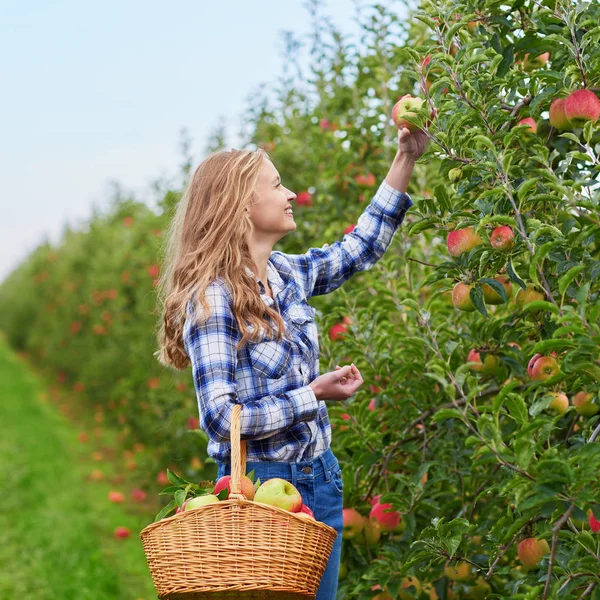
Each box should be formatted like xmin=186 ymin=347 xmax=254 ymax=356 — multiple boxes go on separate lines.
xmin=140 ymin=404 xmax=338 ymax=599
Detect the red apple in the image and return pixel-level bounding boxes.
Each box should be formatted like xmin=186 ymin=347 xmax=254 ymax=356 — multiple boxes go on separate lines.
xmin=299 ymin=504 xmax=315 ymax=518
xmin=392 ymin=94 xmax=425 ymax=131
xmin=522 ymin=52 xmax=550 ymax=72
xmin=572 ymin=391 xmax=599 ymax=416
xmin=369 ymin=501 xmax=403 ymax=533
xmin=452 ymin=282 xmax=476 ymax=312
xmin=467 ymin=349 xmax=501 ymax=375
xmin=589 ymin=510 xmax=600 ymax=534
xmin=490 ymin=226 xmax=515 ymax=251
xmin=517 ymin=117 xmax=537 ymax=133
xmin=344 ymin=224 xmax=356 ymax=235
xmin=131 ymin=488 xmax=147 ymax=503
xmin=114 ymin=527 xmax=131 ymax=539
xmin=517 ymin=537 xmax=550 ymax=568
xmin=529 ymin=355 xmax=560 ymax=381
xmin=564 ymin=89 xmax=600 ymax=128
xmin=354 ymin=173 xmax=376 ymax=186
xmin=329 ymin=322 xmax=348 ymax=341
xmin=549 ymin=98 xmax=572 ymax=131
xmin=447 ymin=227 xmax=483 ymax=256
xmin=254 ymin=478 xmax=302 ymax=512
xmin=342 ymin=508 xmax=364 ymax=539
xmin=296 ymin=191 xmax=313 ymax=206
xmin=213 ymin=474 xmax=256 ymax=500
xmin=108 ymin=491 xmax=124 ymax=503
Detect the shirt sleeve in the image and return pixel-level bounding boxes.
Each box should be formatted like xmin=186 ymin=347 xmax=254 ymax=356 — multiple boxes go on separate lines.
xmin=183 ymin=282 xmax=320 ymax=444
xmin=272 ymin=180 xmax=413 ymax=299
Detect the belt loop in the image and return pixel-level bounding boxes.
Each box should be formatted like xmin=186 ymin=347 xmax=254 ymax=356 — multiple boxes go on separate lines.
xmin=318 ymin=452 xmax=331 ymax=482
xmin=290 ymin=461 xmax=297 ymax=487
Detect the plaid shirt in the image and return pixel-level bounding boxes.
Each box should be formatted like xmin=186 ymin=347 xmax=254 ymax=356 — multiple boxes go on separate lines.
xmin=183 ymin=180 xmax=413 ymax=463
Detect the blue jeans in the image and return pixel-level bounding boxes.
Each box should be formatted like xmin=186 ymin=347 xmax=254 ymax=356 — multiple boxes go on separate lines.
xmin=216 ymin=447 xmax=344 ymax=600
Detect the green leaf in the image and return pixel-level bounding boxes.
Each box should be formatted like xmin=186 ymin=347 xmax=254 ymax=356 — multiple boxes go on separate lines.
xmin=158 ymin=486 xmax=182 ymax=496
xmin=531 ymin=339 xmax=577 ymax=354
xmin=558 ymin=264 xmax=585 ymax=295
xmin=522 ymin=300 xmax=559 ymax=314
xmin=505 ymin=394 xmax=528 ymax=425
xmin=479 ymin=277 xmax=507 ymax=303
xmin=558 ymin=132 xmax=582 ymax=144
xmin=507 ymin=260 xmax=526 ymax=289
xmin=154 ymin=499 xmax=177 ymax=522
xmin=167 ymin=469 xmax=189 ymax=486
xmin=472 ymin=135 xmax=496 ymax=152
xmin=492 ymin=380 xmax=521 ymax=414
xmin=470 ymin=285 xmax=488 ymax=317
xmin=432 ymin=408 xmax=464 ymax=422
xmin=516 ymin=178 xmax=538 ymax=200
xmin=174 ymin=488 xmax=187 ymax=508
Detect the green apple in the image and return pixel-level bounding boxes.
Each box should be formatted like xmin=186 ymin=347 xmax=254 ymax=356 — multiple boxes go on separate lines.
xmin=254 ymin=478 xmax=303 ymax=512
xmin=185 ymin=494 xmax=220 ymax=510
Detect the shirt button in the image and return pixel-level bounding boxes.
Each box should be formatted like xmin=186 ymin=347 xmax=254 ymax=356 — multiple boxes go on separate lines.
xmin=303 ymin=466 xmax=312 ymax=474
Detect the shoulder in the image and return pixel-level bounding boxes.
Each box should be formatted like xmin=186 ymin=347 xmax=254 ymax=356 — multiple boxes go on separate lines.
xmin=270 ymin=250 xmax=308 ymax=282
xmin=186 ymin=278 xmax=234 ymax=320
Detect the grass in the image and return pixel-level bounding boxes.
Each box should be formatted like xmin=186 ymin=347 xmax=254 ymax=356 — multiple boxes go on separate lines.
xmin=0 ymin=336 xmax=158 ymax=600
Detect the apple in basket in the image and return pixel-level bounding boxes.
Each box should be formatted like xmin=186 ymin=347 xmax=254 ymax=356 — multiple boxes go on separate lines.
xmin=184 ymin=495 xmax=220 ymax=510
xmin=296 ymin=504 xmax=315 ymax=520
xmin=213 ymin=474 xmax=256 ymax=500
xmin=254 ymin=478 xmax=303 ymax=512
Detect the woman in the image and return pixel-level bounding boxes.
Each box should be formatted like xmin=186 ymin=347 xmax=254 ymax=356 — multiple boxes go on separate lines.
xmin=155 ymin=125 xmax=428 ymax=599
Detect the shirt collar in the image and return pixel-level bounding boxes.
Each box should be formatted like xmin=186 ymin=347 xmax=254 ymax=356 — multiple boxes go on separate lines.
xmin=244 ymin=257 xmax=283 ymax=302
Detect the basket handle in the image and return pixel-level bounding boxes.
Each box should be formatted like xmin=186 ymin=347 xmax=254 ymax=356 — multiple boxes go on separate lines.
xmin=229 ymin=404 xmax=247 ymax=500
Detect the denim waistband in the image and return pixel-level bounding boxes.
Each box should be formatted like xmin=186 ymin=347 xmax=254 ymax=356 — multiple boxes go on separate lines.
xmin=217 ymin=447 xmax=339 ymax=480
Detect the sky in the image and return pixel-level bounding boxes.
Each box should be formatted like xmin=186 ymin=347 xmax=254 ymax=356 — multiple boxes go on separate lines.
xmin=0 ymin=1 xmax=402 ymax=283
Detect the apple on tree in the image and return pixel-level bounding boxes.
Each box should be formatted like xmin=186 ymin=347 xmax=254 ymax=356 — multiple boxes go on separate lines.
xmin=564 ymin=89 xmax=600 ymax=128
xmin=515 ymin=283 xmax=545 ymax=308
xmin=549 ymin=98 xmax=572 ymax=131
xmin=369 ymin=500 xmax=404 ymax=533
xmin=516 ymin=117 xmax=537 ymax=133
xmin=447 ymin=227 xmax=483 ymax=256
xmin=481 ymin=275 xmax=513 ymax=305
xmin=547 ymin=391 xmax=569 ymax=414
xmin=452 ymin=282 xmax=476 ymax=312
xmin=589 ymin=510 xmax=600 ymax=534
xmin=517 ymin=537 xmax=550 ymax=568
xmin=528 ymin=354 xmax=560 ymax=381
xmin=444 ymin=560 xmax=472 ymax=582
xmin=572 ymin=391 xmax=599 ymax=416
xmin=489 ymin=226 xmax=514 ymax=251
xmin=467 ymin=349 xmax=501 ymax=375
xmin=342 ymin=507 xmax=364 ymax=540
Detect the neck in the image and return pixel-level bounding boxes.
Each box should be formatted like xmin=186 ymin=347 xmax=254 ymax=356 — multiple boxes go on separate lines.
xmin=247 ymin=235 xmax=274 ymax=285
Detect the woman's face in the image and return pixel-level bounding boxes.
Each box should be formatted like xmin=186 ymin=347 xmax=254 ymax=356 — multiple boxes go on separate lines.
xmin=248 ymin=159 xmax=297 ymax=241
